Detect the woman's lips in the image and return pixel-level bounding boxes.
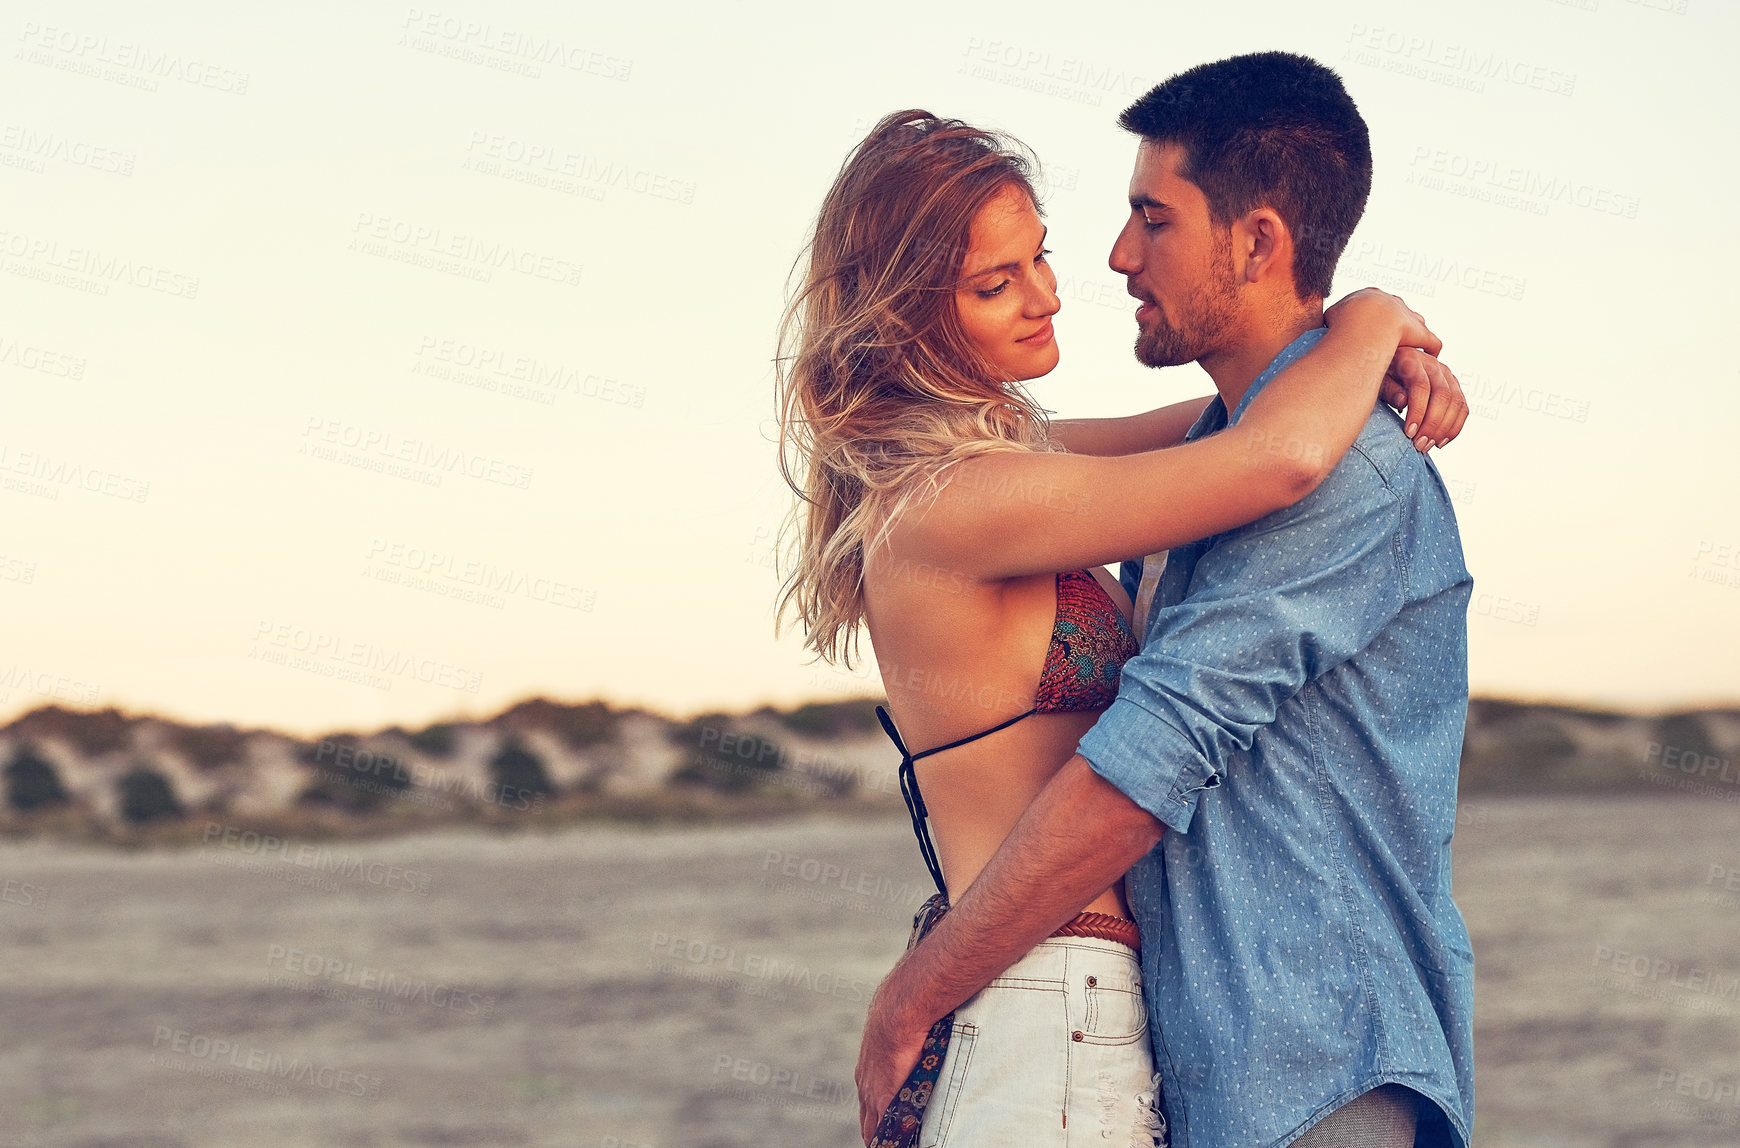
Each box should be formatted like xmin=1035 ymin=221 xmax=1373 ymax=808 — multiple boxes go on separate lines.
xmin=1017 ymin=320 xmax=1054 ymax=346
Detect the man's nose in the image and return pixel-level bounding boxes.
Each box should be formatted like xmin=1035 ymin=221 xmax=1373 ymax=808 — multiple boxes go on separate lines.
xmin=1108 ymin=220 xmax=1141 ymax=277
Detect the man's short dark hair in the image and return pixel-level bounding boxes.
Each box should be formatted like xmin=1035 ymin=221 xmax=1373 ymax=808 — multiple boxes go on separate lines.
xmin=1119 ymin=52 xmax=1371 ymax=300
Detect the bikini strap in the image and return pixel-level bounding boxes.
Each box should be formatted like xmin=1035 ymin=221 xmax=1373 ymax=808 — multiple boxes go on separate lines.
xmin=874 ymin=704 xmax=1040 ymax=898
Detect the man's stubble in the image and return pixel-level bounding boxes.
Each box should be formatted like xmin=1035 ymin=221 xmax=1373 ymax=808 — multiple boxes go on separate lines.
xmin=1133 ymin=227 xmax=1242 ymax=369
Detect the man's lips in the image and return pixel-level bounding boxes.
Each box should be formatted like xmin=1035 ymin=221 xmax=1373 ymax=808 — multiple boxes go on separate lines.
xmin=1016 ymin=319 xmax=1054 ymax=346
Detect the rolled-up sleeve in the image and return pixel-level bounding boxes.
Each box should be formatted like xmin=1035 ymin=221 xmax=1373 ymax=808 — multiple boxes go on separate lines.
xmin=1078 ymin=449 xmax=1407 ymax=833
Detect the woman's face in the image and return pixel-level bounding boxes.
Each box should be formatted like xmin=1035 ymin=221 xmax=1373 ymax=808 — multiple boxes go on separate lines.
xmin=953 ymin=184 xmax=1061 ymax=382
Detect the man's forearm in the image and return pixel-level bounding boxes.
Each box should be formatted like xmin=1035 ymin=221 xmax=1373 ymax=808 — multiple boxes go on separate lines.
xmin=876 ymin=755 xmax=1163 ymax=1028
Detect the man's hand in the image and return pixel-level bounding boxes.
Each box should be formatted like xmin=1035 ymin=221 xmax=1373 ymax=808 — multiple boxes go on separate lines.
xmin=1379 ymin=346 xmax=1468 ymax=453
xmin=856 ymin=985 xmax=931 ymax=1144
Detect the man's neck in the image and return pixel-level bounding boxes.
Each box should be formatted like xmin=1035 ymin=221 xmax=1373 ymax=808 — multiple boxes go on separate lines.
xmin=1198 ymin=303 xmax=1326 ymax=415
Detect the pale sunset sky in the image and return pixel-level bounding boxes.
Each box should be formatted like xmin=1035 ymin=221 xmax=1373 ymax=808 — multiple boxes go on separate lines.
xmin=2 ymin=0 xmax=1734 ymax=735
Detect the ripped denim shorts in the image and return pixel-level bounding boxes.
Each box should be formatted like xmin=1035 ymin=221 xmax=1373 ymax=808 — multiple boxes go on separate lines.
xmin=918 ymin=935 xmax=1167 ymax=1147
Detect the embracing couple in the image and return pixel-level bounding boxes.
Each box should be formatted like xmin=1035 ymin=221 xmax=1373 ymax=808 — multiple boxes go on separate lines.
xmin=776 ymin=51 xmax=1476 ymax=1148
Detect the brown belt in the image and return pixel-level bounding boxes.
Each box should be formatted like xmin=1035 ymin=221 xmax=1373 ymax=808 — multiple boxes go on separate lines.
xmin=1049 ymin=911 xmax=1140 ymax=950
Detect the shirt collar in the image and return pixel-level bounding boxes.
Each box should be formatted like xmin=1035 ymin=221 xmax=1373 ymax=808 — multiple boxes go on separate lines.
xmin=1184 ymin=326 xmax=1330 ymax=442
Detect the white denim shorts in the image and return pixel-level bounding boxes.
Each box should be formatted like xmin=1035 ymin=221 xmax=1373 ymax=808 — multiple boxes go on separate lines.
xmin=918 ymin=935 xmax=1167 ymax=1147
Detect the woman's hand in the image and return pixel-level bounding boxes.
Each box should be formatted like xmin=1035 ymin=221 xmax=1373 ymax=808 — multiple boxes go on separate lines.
xmin=1380 ymin=347 xmax=1469 ymax=453
xmin=1325 ymin=287 xmax=1441 ymax=358
xmin=1327 ymin=288 xmax=1464 ymax=453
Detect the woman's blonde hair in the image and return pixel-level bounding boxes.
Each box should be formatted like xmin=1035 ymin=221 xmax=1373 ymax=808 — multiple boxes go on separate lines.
xmin=775 ymin=110 xmax=1057 ymax=668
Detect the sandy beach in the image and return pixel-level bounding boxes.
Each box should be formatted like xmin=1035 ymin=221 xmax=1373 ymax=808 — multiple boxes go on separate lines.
xmin=1 ymin=793 xmax=1736 ymax=1147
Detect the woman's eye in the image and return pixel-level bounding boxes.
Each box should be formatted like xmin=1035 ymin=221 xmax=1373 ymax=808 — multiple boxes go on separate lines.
xmin=977 ymin=280 xmax=1010 ymax=298
xmin=1035 ymin=248 xmax=1053 ymax=263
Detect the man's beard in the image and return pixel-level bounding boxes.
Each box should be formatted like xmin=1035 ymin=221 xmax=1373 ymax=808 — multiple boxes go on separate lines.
xmin=1133 ymin=233 xmax=1241 ymax=368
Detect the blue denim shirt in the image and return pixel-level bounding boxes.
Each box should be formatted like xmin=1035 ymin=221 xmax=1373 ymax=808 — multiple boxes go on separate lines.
xmin=1077 ymin=327 xmax=1476 ymax=1148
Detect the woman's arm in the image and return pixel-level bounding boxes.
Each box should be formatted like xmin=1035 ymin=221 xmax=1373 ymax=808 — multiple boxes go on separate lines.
xmin=1047 ymin=397 xmax=1215 ymax=456
xmin=894 ymin=291 xmax=1455 ymax=580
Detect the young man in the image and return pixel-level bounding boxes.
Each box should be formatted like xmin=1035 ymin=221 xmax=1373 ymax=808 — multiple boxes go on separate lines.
xmin=857 ymin=52 xmax=1475 ymax=1148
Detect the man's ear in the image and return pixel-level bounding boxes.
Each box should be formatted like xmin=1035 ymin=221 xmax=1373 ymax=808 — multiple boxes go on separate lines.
xmin=1233 ymin=207 xmax=1293 ymax=288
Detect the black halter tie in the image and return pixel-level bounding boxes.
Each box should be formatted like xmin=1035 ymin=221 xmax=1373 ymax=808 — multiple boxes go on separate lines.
xmin=874 ymin=704 xmax=1041 ymax=897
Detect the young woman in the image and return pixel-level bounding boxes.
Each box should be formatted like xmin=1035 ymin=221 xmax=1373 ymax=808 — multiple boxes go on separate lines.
xmin=774 ymin=111 xmax=1465 ymax=1148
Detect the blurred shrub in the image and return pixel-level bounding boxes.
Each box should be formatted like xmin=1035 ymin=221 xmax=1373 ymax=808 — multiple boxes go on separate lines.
xmin=1654 ymin=712 xmax=1720 ymax=761
xmin=118 ymin=766 xmax=183 ymax=824
xmin=772 ymin=699 xmax=884 ymax=739
xmin=489 ymin=740 xmax=553 ymax=805
xmin=494 ymin=699 xmax=619 ymax=751
xmin=668 ymin=716 xmax=788 ymax=793
xmin=4 ymin=705 xmax=133 ymax=756
xmin=4 ymin=747 xmax=69 ymax=812
xmin=296 ymin=735 xmax=412 ymax=811
xmin=165 ymin=724 xmax=247 ymax=770
xmin=407 ymin=723 xmax=458 ymax=758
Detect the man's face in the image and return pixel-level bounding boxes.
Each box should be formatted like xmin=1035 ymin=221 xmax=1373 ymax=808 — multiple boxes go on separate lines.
xmin=1108 ymin=141 xmax=1241 ymax=368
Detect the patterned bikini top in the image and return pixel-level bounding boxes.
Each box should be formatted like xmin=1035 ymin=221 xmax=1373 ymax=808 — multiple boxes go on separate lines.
xmin=875 ymin=568 xmax=1140 ymax=894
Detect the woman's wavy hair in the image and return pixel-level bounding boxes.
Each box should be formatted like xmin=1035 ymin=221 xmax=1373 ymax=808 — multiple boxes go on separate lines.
xmin=774 ymin=110 xmax=1057 ymax=668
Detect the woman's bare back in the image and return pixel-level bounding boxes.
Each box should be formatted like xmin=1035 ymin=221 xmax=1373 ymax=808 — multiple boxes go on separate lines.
xmin=862 ymin=545 xmax=1135 ymax=918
